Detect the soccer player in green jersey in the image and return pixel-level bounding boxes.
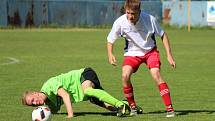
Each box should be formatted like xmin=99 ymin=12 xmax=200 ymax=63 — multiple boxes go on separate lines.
xmin=22 ymin=67 xmax=131 ymax=118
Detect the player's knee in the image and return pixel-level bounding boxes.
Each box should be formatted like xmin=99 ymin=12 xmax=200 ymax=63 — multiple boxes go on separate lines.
xmin=150 ymin=68 xmax=161 ymax=80
xmin=151 ymin=74 xmax=158 ymax=80
xmin=82 ymin=80 xmax=95 ymax=90
xmin=151 ymin=74 xmax=165 ymax=85
xmin=121 ymin=73 xmax=130 ymax=82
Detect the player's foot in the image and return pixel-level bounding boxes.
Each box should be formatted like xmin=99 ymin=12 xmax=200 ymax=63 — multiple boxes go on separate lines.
xmin=121 ymin=100 xmax=143 ymax=115
xmin=130 ymin=107 xmax=138 ymax=116
xmin=166 ymin=106 xmax=175 ymax=117
xmin=166 ymin=110 xmax=175 ymax=117
xmin=116 ymin=104 xmax=130 ymax=117
xmin=136 ymin=105 xmax=143 ymax=114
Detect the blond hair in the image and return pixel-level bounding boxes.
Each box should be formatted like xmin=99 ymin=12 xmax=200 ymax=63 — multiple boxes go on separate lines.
xmin=21 ymin=91 xmax=34 ymax=105
xmin=124 ymin=0 xmax=141 ymax=12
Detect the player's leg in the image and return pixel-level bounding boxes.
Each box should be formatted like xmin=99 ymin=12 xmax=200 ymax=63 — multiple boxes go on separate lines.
xmin=122 ymin=56 xmax=142 ymax=116
xmin=81 ymin=68 xmax=130 ymax=116
xmin=121 ymin=65 xmax=137 ymax=115
xmin=83 ymin=84 xmax=123 ymax=108
xmin=146 ymin=49 xmax=175 ymax=117
xmin=149 ymin=68 xmax=175 ymax=117
xmin=82 ymin=81 xmax=130 ymax=117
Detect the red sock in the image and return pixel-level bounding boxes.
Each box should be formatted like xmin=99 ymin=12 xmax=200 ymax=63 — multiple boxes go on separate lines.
xmin=159 ymin=83 xmax=173 ymax=109
xmin=123 ymin=84 xmax=136 ymax=108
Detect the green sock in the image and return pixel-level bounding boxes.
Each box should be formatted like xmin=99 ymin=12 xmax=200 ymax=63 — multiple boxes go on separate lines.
xmin=84 ymin=88 xmax=124 ymax=107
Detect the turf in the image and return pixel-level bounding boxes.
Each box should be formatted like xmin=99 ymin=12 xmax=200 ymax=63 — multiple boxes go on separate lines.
xmin=0 ymin=28 xmax=215 ymax=121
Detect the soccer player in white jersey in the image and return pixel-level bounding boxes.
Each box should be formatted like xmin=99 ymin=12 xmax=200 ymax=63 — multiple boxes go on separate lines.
xmin=107 ymin=0 xmax=176 ymax=117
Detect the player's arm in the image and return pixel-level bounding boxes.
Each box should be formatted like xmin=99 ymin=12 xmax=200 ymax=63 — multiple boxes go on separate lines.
xmin=57 ymin=88 xmax=74 ymax=118
xmin=107 ymin=20 xmax=121 ymax=66
xmin=161 ymin=32 xmax=176 ymax=68
xmin=107 ymin=42 xmax=117 ymax=66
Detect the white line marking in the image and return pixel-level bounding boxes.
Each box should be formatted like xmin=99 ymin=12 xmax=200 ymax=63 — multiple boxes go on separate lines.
xmin=0 ymin=57 xmax=20 ymax=66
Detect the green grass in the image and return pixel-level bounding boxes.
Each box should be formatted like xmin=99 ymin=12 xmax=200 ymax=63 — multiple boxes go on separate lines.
xmin=0 ymin=28 xmax=215 ymax=121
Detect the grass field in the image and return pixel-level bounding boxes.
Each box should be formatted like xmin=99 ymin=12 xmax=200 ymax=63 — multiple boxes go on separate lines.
xmin=0 ymin=28 xmax=215 ymax=121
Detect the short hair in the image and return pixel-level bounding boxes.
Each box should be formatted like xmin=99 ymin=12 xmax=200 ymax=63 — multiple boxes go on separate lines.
xmin=124 ymin=0 xmax=141 ymax=12
xmin=22 ymin=91 xmax=34 ymax=105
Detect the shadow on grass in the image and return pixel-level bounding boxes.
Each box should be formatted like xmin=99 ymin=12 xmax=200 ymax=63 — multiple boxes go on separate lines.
xmin=147 ymin=110 xmax=215 ymax=116
xmin=55 ymin=109 xmax=215 ymax=117
xmin=56 ymin=112 xmax=116 ymax=117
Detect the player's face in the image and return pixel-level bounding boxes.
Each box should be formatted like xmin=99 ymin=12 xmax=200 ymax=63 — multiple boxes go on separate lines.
xmin=26 ymin=92 xmax=44 ymax=106
xmin=125 ymin=8 xmax=140 ymax=24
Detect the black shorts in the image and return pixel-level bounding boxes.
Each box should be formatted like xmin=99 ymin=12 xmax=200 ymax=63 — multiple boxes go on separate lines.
xmin=80 ymin=67 xmax=105 ymax=107
xmin=80 ymin=67 xmax=103 ymax=90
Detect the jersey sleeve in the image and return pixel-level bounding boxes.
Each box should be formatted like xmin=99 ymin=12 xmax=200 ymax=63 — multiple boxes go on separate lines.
xmin=107 ymin=20 xmax=121 ymax=44
xmin=41 ymin=77 xmax=62 ymax=95
xmin=151 ymin=16 xmax=164 ymax=37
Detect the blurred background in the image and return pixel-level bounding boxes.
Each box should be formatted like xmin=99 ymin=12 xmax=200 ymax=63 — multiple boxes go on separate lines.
xmin=0 ymin=0 xmax=215 ymax=28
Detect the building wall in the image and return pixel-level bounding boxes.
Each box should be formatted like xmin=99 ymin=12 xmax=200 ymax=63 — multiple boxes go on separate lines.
xmin=0 ymin=0 xmax=162 ymax=27
xmin=0 ymin=0 xmax=8 ymax=27
xmin=1 ymin=0 xmax=212 ymax=27
xmin=163 ymin=1 xmax=208 ymax=27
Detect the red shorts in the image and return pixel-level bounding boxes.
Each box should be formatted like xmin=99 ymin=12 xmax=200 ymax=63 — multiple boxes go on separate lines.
xmin=122 ymin=48 xmax=161 ymax=72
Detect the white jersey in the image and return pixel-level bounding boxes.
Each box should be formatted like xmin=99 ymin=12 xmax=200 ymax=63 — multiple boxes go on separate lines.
xmin=107 ymin=12 xmax=164 ymax=56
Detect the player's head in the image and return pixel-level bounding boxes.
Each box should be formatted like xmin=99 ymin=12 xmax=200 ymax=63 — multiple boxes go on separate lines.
xmin=124 ymin=0 xmax=141 ymax=24
xmin=22 ymin=91 xmax=45 ymax=106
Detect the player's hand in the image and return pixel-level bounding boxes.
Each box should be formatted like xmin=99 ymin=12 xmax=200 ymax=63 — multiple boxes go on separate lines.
xmin=111 ymin=62 xmax=117 ymax=66
xmin=108 ymin=54 xmax=117 ymax=66
xmin=167 ymin=56 xmax=176 ymax=68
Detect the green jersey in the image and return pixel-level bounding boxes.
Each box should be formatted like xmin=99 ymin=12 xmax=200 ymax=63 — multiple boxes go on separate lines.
xmin=40 ymin=68 xmax=86 ymax=112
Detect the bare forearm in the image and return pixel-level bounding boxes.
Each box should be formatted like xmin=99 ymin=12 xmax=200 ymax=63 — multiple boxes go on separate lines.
xmin=57 ymin=88 xmax=73 ymax=118
xmin=63 ymin=94 xmax=73 ymax=117
xmin=162 ymin=32 xmax=176 ymax=68
xmin=107 ymin=42 xmax=117 ymax=66
xmin=162 ymin=33 xmax=172 ymax=56
xmin=107 ymin=42 xmax=114 ymax=56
